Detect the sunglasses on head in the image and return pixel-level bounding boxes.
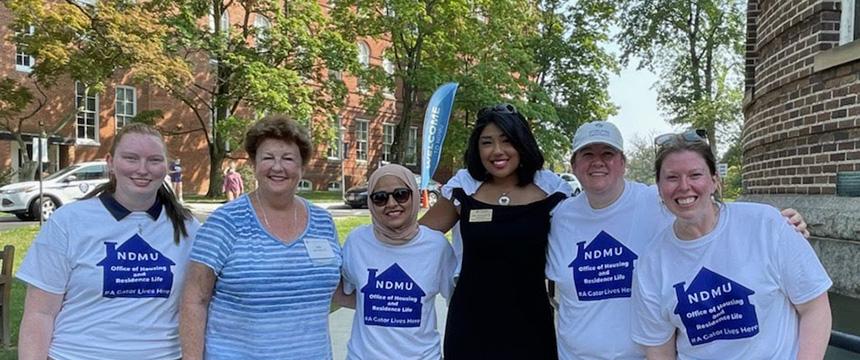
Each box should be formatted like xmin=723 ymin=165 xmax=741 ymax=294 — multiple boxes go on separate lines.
xmin=654 ymin=129 xmax=708 ymax=147
xmin=370 ymin=188 xmax=412 ymax=207
xmin=477 ymin=103 xmax=518 ymax=118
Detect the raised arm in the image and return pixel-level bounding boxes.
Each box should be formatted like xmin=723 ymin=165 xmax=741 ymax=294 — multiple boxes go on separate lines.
xmin=419 ymin=196 xmax=459 ymax=233
xmin=19 ymin=286 xmax=63 ymax=360
xmin=795 ymin=292 xmax=831 ymax=360
xmin=780 ymin=208 xmax=810 ymax=238
xmin=180 ymin=261 xmax=217 ymax=360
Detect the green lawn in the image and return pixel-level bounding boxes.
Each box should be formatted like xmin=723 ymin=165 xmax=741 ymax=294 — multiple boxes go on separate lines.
xmin=0 ymin=215 xmax=371 ymax=359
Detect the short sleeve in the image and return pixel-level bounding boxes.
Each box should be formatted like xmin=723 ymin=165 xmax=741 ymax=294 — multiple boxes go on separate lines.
xmin=16 ymin=217 xmax=72 ymax=294
xmin=534 ymin=170 xmax=572 ymax=196
xmin=189 ymin=210 xmax=236 ymax=273
xmin=630 ymin=263 xmax=676 ymax=347
xmin=773 ymin=215 xmax=832 ymax=304
xmin=441 ymin=169 xmax=481 ymax=205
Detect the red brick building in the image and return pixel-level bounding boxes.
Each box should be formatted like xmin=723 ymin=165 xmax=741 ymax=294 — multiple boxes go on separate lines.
xmin=744 ymin=0 xmax=860 ymax=296
xmin=0 ymin=1 xmax=419 ymax=194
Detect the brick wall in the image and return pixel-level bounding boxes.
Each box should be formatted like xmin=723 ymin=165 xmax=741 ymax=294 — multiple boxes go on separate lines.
xmin=743 ymin=0 xmax=860 ymax=195
xmin=0 ymin=2 xmax=417 ymax=195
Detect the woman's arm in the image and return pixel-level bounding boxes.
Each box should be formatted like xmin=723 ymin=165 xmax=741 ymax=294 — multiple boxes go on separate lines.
xmin=418 ymin=196 xmax=458 ymax=233
xmin=180 ymin=262 xmax=217 ymax=360
xmin=332 ymin=278 xmax=356 ymax=309
xmin=644 ymin=336 xmax=676 ymax=360
xmin=19 ymin=286 xmax=63 ymax=360
xmin=795 ymin=292 xmax=831 ymax=360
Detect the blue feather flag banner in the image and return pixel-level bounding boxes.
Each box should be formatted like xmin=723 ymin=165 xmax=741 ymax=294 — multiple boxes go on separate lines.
xmin=420 ymin=82 xmax=459 ymax=189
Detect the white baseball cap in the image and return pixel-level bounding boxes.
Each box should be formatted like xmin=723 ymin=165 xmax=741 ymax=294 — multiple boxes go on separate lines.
xmin=571 ymin=121 xmax=624 ymax=154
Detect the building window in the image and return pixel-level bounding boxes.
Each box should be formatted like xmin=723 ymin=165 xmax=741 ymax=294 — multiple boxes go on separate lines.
xmin=357 ymin=42 xmax=370 ymax=92
xmin=327 ymin=116 xmax=342 ymax=160
xmin=355 ymin=119 xmax=368 ymax=161
xmin=405 ymin=126 xmax=418 ymax=165
xmin=115 ymin=86 xmax=136 ymax=130
xmin=253 ymin=15 xmax=270 ymax=50
xmin=382 ymin=124 xmax=394 ymax=163
xmin=841 ymin=0 xmax=860 ymax=44
xmin=382 ymin=54 xmax=395 ymax=97
xmin=75 ymin=81 xmax=99 ymax=143
xmin=327 ymin=181 xmax=341 ymax=191
xmin=208 ymin=7 xmax=230 ymax=33
xmin=298 ymin=179 xmax=313 ymax=191
xmin=15 ymin=25 xmax=35 ymax=73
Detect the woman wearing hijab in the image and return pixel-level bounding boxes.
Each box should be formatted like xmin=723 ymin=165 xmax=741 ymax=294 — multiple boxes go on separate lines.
xmin=338 ymin=164 xmax=457 ymax=360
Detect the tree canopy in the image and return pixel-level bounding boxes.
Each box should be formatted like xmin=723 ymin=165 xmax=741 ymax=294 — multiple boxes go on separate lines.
xmin=616 ymin=0 xmax=745 ymax=151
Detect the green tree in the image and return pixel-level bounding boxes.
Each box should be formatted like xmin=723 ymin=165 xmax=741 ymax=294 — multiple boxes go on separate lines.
xmin=624 ymin=133 xmax=657 ymax=185
xmin=159 ymin=0 xmax=358 ymax=196
xmin=616 ymin=0 xmax=745 ymax=152
xmin=333 ymin=0 xmax=618 ymax=167
xmin=530 ymin=0 xmax=618 ymax=162
xmin=4 ymin=0 xmax=191 ymax=180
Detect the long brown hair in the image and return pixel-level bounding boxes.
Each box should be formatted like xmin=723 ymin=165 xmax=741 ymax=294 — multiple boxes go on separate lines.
xmin=84 ymin=123 xmax=192 ymax=244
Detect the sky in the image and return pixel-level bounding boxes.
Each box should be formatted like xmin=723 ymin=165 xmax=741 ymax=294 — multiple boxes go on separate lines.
xmin=606 ymin=64 xmax=675 ymax=152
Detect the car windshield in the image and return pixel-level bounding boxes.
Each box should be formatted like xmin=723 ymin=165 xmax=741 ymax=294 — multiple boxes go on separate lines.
xmin=43 ymin=165 xmax=82 ymax=181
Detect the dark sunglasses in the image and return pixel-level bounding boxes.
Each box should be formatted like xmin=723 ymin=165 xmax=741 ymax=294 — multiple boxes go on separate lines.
xmin=654 ymin=129 xmax=708 ymax=147
xmin=369 ymin=188 xmax=412 ymax=206
xmin=477 ymin=103 xmax=518 ymax=118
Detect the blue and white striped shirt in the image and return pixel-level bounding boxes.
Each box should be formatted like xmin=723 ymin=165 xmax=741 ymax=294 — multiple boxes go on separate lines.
xmin=191 ymin=195 xmax=341 ymax=359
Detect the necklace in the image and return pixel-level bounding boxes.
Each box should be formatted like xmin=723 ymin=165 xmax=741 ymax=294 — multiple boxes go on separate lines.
xmin=498 ymin=192 xmax=511 ymax=206
xmin=255 ymin=191 xmax=299 ymax=229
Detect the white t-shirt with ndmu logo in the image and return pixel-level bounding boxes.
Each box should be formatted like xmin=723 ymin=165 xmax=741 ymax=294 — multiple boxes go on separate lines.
xmin=342 ymin=225 xmax=456 ymax=360
xmin=17 ymin=197 xmax=198 ymax=360
xmin=546 ymin=180 xmax=670 ymax=360
xmin=631 ymin=202 xmax=831 ymax=359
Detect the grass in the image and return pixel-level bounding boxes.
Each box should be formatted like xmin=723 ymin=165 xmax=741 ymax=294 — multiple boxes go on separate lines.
xmin=0 ymin=216 xmax=371 ymax=358
xmin=185 ymin=191 xmax=345 ymax=203
xmin=0 ymin=225 xmax=38 ymax=360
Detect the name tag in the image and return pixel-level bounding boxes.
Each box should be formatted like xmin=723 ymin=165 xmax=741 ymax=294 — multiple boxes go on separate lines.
xmin=469 ymin=209 xmax=493 ymax=222
xmin=305 ymin=238 xmax=336 ymax=263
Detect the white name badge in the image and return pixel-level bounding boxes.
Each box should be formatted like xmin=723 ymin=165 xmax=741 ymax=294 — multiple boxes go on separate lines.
xmin=305 ymin=238 xmax=336 ymax=265
xmin=469 ymin=209 xmax=493 ymax=223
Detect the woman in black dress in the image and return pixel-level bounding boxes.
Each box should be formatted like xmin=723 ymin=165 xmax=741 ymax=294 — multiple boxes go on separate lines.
xmin=420 ymin=104 xmax=565 ymax=359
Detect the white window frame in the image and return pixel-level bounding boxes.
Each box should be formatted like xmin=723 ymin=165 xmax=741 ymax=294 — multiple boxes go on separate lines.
xmin=327 ymin=181 xmax=341 ymax=191
xmin=15 ymin=25 xmax=35 ymax=73
xmin=75 ymin=81 xmax=99 ymax=145
xmin=327 ymin=116 xmax=343 ymax=160
xmin=357 ymin=42 xmax=370 ymax=93
xmin=355 ymin=119 xmax=368 ymax=162
xmin=115 ymin=86 xmax=136 ymax=130
xmin=841 ymin=0 xmax=859 ymax=44
xmin=208 ymin=7 xmax=230 ymax=33
xmin=382 ymin=54 xmax=395 ymax=98
xmin=405 ymin=126 xmax=418 ymax=165
xmin=298 ymin=179 xmax=313 ymax=191
xmin=253 ymin=15 xmax=270 ymax=49
xmin=382 ymin=123 xmax=394 ymax=163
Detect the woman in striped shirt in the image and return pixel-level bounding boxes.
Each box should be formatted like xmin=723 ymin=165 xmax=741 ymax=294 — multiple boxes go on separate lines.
xmin=180 ymin=115 xmax=342 ymax=359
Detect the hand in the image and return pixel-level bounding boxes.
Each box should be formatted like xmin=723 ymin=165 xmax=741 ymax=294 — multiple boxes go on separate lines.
xmin=781 ymin=208 xmax=810 ymax=238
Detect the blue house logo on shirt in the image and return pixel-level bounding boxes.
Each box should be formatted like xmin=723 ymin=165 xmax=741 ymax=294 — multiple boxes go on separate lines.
xmin=96 ymin=234 xmax=175 ymax=298
xmin=569 ymin=230 xmax=638 ymax=301
xmin=673 ymin=267 xmax=759 ymax=346
xmin=361 ymin=263 xmax=426 ymax=328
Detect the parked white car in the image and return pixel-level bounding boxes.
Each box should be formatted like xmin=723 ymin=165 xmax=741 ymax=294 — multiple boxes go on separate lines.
xmin=557 ymin=172 xmax=582 ymax=196
xmin=0 ymin=161 xmax=109 ymax=221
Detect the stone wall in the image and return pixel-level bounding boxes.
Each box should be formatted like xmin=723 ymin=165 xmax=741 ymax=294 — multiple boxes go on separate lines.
xmin=743 ymin=195 xmax=860 ymax=297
